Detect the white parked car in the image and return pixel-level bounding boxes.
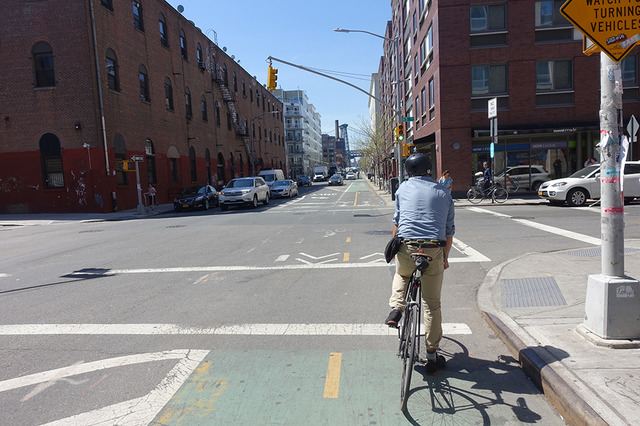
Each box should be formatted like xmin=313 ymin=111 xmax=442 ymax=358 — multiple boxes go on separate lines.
xmin=538 ymin=161 xmax=640 ymax=206
xmin=345 ymin=172 xmax=356 ymax=180
xmin=477 ymin=165 xmax=551 ymax=192
xmin=219 ymin=177 xmax=270 ymax=210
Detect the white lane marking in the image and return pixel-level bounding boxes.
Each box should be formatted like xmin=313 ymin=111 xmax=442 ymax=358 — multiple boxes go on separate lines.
xmin=40 ymin=350 xmax=208 ymax=426
xmin=452 ymin=238 xmax=491 ymax=262
xmin=467 ymin=206 xmax=601 ymax=245
xmin=0 ymin=323 xmax=472 ymax=336
xmin=299 ymin=252 xmax=340 ymax=260
xmin=275 ymin=254 xmax=289 ymax=262
xmin=0 ymin=273 xmax=9 ymax=278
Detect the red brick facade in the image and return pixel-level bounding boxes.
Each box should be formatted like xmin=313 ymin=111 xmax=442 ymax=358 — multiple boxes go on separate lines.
xmin=0 ymin=0 xmax=285 ymax=213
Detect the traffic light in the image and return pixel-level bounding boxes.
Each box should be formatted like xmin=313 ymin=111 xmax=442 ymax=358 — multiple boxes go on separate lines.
xmin=267 ymin=65 xmax=278 ymax=91
xmin=402 ymin=143 xmax=415 ymax=157
xmin=393 ymin=125 xmax=399 ymax=141
xmin=397 ymin=124 xmax=405 ymax=142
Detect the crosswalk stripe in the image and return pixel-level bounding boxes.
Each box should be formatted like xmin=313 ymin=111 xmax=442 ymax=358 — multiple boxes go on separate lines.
xmin=0 ymin=323 xmax=472 ymax=336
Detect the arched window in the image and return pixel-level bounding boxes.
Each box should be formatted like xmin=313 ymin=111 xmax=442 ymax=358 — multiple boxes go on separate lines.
xmin=215 ymin=101 xmax=221 ymax=126
xmin=139 ymin=64 xmax=149 ymax=102
xmin=132 ymin=1 xmax=144 ymax=31
xmin=229 ymin=152 xmax=235 ymax=177
xmin=106 ymin=48 xmax=119 ymax=91
xmin=32 ymin=42 xmax=55 ymax=88
xmin=196 ymin=43 xmax=203 ymax=68
xmin=222 ymin=64 xmax=228 ymax=84
xmin=185 ymin=86 xmax=192 ymax=118
xmin=159 ymin=13 xmax=169 ymax=47
xmin=164 ymin=77 xmax=173 ymax=110
xmin=233 ymin=71 xmax=237 ymax=92
xmin=205 ymin=149 xmax=211 ymax=185
xmin=217 ymin=152 xmax=225 ymax=183
xmin=179 ymin=29 xmax=188 ymax=60
xmin=189 ymin=146 xmax=197 ymax=182
xmin=168 ymin=146 xmax=180 ymax=182
xmin=201 ymin=95 xmax=207 ymax=122
xmin=145 ymin=139 xmax=156 ymax=183
xmin=39 ymin=133 xmax=64 ymax=188
xmin=114 ymin=133 xmax=128 ymax=185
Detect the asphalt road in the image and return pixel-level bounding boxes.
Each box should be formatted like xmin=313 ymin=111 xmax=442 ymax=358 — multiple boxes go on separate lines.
xmin=2 ymin=178 xmax=637 ymax=425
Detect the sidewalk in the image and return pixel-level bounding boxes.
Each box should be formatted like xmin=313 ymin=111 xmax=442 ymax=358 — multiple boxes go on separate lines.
xmin=367 ymin=178 xmax=640 ymax=425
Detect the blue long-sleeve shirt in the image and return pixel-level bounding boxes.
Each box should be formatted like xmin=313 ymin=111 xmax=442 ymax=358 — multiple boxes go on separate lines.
xmin=393 ymin=176 xmax=455 ymax=240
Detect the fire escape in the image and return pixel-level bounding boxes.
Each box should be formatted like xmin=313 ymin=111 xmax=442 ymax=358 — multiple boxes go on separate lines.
xmin=207 ymin=47 xmax=253 ymax=166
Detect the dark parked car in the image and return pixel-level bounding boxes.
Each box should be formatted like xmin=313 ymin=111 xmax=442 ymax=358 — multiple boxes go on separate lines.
xmin=328 ymin=173 xmax=344 ymax=186
xmin=173 ymin=185 xmax=219 ymax=212
xmin=297 ymin=175 xmax=312 ymax=186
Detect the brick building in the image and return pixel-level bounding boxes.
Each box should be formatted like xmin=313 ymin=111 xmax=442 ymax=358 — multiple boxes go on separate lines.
xmin=0 ymin=0 xmax=285 ymax=213
xmin=378 ymin=0 xmax=639 ymax=193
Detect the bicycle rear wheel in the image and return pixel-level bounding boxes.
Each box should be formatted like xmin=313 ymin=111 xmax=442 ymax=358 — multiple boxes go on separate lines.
xmin=466 ymin=187 xmax=483 ymax=204
xmin=493 ymin=187 xmax=508 ymax=203
xmin=400 ymin=303 xmax=419 ymax=411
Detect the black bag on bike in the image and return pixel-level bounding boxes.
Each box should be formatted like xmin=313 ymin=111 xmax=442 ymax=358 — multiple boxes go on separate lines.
xmin=384 ymin=236 xmax=402 ymax=263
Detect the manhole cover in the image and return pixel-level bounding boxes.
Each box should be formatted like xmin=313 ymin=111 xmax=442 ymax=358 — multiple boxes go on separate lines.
xmin=365 ymin=230 xmax=392 ymax=235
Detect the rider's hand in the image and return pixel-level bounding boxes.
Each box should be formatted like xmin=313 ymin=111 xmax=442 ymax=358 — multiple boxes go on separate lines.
xmin=444 ymin=257 xmax=449 ymax=270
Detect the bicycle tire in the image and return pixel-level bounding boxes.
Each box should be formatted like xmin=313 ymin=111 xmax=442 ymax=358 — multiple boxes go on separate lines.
xmin=466 ymin=187 xmax=483 ymax=204
xmin=400 ymin=303 xmax=419 ymax=411
xmin=493 ymin=187 xmax=508 ymax=203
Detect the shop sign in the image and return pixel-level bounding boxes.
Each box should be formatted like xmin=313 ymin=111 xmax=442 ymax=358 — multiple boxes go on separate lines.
xmin=531 ymin=141 xmax=568 ymax=149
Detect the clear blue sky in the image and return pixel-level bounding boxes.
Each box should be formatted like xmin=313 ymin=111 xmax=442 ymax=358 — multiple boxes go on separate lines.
xmin=165 ymin=0 xmax=391 ymax=142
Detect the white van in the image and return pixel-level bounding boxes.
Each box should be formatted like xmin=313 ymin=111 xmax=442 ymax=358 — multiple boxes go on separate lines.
xmin=258 ymin=169 xmax=285 ymax=187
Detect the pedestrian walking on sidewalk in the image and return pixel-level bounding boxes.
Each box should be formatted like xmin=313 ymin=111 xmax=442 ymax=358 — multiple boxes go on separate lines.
xmin=148 ymin=183 xmax=158 ymax=206
xmin=438 ymin=170 xmax=453 ymax=194
xmin=384 ymin=153 xmax=455 ymax=375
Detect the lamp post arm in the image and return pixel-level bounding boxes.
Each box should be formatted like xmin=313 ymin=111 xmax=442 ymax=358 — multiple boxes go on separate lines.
xmin=266 ymin=56 xmax=395 ymax=114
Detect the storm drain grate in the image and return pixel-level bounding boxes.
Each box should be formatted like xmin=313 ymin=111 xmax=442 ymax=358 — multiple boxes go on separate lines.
xmin=566 ymin=247 xmax=640 ymax=258
xmin=502 ymin=277 xmax=567 ymax=308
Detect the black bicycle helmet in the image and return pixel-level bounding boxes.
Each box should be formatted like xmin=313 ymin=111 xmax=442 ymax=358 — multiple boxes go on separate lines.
xmin=404 ymin=153 xmax=431 ymax=176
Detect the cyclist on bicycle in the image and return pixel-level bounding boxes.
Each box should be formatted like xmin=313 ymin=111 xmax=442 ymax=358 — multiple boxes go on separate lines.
xmin=482 ymin=161 xmax=493 ymax=193
xmin=384 ymin=153 xmax=455 ymax=375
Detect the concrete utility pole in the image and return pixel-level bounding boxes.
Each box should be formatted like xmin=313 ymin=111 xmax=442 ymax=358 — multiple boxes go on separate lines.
xmin=584 ymin=53 xmax=640 ymax=340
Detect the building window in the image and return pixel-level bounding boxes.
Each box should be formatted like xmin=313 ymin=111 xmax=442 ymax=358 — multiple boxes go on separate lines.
xmin=420 ymin=25 xmax=434 ymax=74
xmin=185 ymin=87 xmax=192 ymax=118
xmin=470 ymin=4 xmax=507 ymax=47
xmin=164 ymin=77 xmax=174 ymax=110
xmin=101 ymin=0 xmax=113 ymax=10
xmin=215 ymin=101 xmax=221 ymax=126
xmin=622 ymin=54 xmax=639 ymax=102
xmin=146 ymin=139 xmax=157 ymax=184
xmin=242 ymin=79 xmax=246 ymax=97
xmin=105 ymin=48 xmax=119 ymax=91
xmin=159 ymin=13 xmax=169 ymax=47
xmin=39 ymin=133 xmax=64 ymax=188
xmin=233 ymin=72 xmax=237 ymax=92
xmin=189 ymin=146 xmax=197 ymax=182
xmin=535 ymin=1 xmax=574 ymax=43
xmin=201 ymin=95 xmax=208 ymax=122
xmin=196 ymin=43 xmax=204 ymax=70
xmin=132 ymin=1 xmax=144 ymax=32
xmin=227 ymin=110 xmax=232 ymax=130
xmin=32 ymin=42 xmax=55 ymax=88
xmin=471 ymin=64 xmax=508 ymax=111
xmin=139 ymin=65 xmax=149 ymax=102
xmin=250 ymin=88 xmax=253 ymax=102
xmin=180 ymin=29 xmax=188 ymax=60
xmin=536 ymin=59 xmax=573 ymax=107
xmin=170 ymin=157 xmax=178 ymax=182
xmin=428 ymin=77 xmax=435 ymax=121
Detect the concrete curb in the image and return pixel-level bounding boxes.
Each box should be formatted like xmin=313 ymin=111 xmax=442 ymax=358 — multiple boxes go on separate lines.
xmin=477 ymin=255 xmax=609 ymax=426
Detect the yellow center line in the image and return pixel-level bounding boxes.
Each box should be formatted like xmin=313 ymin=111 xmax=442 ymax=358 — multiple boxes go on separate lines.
xmin=343 ymin=253 xmax=350 ymax=262
xmin=346 ymin=237 xmax=351 ymax=243
xmin=323 ymin=352 xmax=342 ymax=398
xmin=353 ymin=191 xmax=358 ymax=206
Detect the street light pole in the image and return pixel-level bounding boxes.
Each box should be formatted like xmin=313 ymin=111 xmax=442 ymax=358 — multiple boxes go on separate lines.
xmin=250 ymin=110 xmax=279 ymax=176
xmin=334 ymin=28 xmax=404 ymax=182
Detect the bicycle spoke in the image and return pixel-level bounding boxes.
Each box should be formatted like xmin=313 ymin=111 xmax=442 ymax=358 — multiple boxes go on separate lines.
xmin=401 ymin=304 xmax=418 ymax=411
xmin=493 ymin=187 xmax=508 ymax=203
xmin=466 ymin=187 xmax=483 ymax=204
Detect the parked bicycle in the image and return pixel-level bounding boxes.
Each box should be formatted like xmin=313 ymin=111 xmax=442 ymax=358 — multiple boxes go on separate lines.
xmin=466 ymin=183 xmax=508 ymax=203
xmin=397 ymin=249 xmax=433 ymax=411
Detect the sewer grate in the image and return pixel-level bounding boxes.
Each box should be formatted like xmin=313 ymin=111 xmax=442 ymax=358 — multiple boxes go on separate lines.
xmin=502 ymin=277 xmax=567 ymax=308
xmin=566 ymin=247 xmax=640 ymax=257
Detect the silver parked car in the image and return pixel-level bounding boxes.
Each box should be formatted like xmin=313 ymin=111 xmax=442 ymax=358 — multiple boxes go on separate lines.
xmin=270 ymin=179 xmax=298 ymax=198
xmin=219 ymin=176 xmax=270 ymax=210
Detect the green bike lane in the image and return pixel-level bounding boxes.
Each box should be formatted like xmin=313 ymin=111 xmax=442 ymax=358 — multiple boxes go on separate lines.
xmin=151 ymin=349 xmax=498 ymax=425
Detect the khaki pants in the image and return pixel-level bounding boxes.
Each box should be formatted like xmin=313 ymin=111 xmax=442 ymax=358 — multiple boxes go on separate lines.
xmin=389 ymin=243 xmax=445 ymax=351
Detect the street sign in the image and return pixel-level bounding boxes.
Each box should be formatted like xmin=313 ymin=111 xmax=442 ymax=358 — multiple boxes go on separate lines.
xmin=488 ymin=98 xmax=497 ymax=119
xmin=627 ymin=115 xmax=639 ymax=143
xmin=401 ymin=117 xmax=414 ymax=122
xmin=130 ymin=155 xmax=144 ymax=162
xmin=583 ymin=35 xmax=600 ymax=56
xmin=560 ymin=0 xmax=640 ymax=62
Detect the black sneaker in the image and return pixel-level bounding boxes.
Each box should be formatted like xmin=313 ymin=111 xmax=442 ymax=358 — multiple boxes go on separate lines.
xmin=385 ymin=308 xmax=402 ymax=327
xmin=425 ymin=354 xmax=446 ymax=375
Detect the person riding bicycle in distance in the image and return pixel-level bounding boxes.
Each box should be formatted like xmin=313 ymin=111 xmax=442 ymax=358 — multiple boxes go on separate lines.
xmin=385 ymin=153 xmax=455 ymax=375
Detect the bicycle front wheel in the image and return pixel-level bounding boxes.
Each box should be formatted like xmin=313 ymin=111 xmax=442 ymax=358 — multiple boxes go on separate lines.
xmin=493 ymin=187 xmax=508 ymax=203
xmin=466 ymin=187 xmax=483 ymax=204
xmin=400 ymin=303 xmax=419 ymax=411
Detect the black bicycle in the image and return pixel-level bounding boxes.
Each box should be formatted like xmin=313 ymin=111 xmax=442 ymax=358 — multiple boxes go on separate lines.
xmin=398 ymin=250 xmax=432 ymax=411
xmin=466 ymin=183 xmax=508 ymax=203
